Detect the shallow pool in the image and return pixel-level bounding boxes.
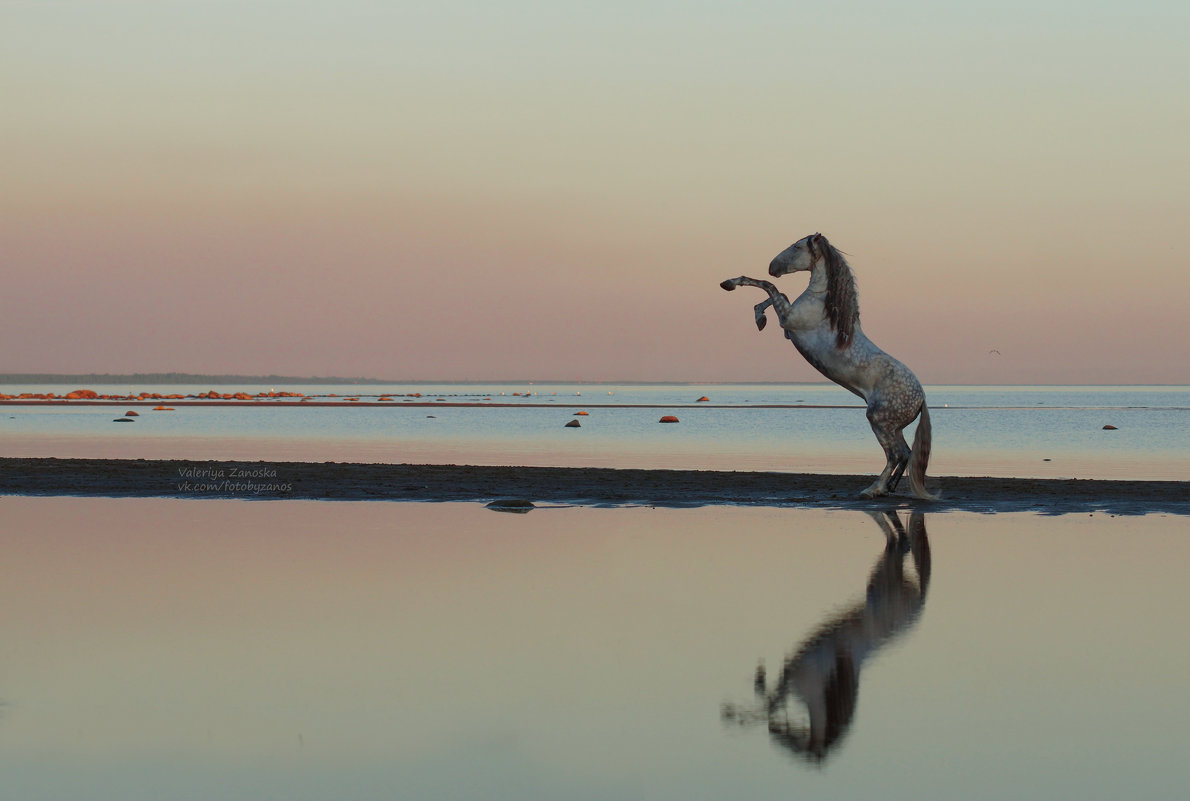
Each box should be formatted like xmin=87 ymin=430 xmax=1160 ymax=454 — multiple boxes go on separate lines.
xmin=0 ymin=499 xmax=1186 ymax=800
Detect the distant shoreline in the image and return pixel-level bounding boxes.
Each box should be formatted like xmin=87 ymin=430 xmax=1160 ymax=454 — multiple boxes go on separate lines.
xmin=0 ymin=373 xmax=404 ymax=385
xmin=1 ymin=375 xmax=1184 ymax=388
xmin=0 ymin=399 xmax=848 ymax=409
xmin=0 ymin=374 xmax=812 ymax=386
xmin=3 ymin=458 xmax=1187 ymax=516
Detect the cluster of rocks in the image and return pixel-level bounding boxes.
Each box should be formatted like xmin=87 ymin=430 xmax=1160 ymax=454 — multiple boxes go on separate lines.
xmin=194 ymin=390 xmax=304 ymax=399
xmin=0 ymin=388 xmax=308 ymax=401
xmin=565 ymin=412 xmax=682 ymax=428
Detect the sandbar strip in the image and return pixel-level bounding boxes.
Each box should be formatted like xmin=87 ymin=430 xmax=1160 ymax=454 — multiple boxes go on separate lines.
xmin=2 ymin=457 xmax=1187 ymax=515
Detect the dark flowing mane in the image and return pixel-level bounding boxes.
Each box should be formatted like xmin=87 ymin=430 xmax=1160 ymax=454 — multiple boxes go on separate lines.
xmin=813 ymin=234 xmax=859 ymax=349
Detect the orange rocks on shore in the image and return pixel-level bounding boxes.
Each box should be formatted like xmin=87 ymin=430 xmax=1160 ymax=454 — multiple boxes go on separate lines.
xmin=2 ymin=387 xmax=307 ymax=403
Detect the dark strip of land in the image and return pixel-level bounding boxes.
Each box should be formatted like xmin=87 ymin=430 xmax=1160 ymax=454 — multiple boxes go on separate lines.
xmin=0 ymin=399 xmax=843 ymax=409
xmin=1 ymin=458 xmax=1186 ymax=515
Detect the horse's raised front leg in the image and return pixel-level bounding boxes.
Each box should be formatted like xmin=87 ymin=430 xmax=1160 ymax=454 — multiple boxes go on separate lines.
xmin=720 ymin=277 xmax=793 ymax=331
xmin=753 ymin=298 xmax=773 ymax=331
xmin=720 ymin=275 xmax=779 ymax=294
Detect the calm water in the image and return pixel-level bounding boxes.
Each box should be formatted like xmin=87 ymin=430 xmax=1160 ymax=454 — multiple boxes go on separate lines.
xmin=1 ymin=499 xmax=1187 ymax=800
xmin=2 ymin=383 xmax=1188 ymax=480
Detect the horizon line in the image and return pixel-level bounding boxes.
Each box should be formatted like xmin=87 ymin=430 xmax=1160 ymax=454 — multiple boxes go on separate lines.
xmin=0 ymin=373 xmax=1186 ymax=389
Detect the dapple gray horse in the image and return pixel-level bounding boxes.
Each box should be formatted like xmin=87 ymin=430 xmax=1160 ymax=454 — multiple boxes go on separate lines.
xmin=722 ymin=234 xmax=936 ymax=499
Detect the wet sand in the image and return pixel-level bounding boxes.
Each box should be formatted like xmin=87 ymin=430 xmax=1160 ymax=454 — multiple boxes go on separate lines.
xmin=2 ymin=457 xmax=1186 ymax=515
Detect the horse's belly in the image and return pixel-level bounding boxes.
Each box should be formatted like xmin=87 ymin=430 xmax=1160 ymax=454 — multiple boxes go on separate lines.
xmin=784 ymin=330 xmax=894 ymax=400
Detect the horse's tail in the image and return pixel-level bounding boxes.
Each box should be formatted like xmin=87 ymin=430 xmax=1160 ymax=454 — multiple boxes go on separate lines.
xmin=906 ymin=402 xmax=939 ymax=501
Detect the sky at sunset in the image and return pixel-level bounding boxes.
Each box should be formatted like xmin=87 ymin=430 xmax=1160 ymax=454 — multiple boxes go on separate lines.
xmin=3 ymin=1 xmax=1188 ymax=384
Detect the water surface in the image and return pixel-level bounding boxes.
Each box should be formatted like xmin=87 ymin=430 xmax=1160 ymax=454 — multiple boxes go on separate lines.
xmin=3 ymin=383 xmax=1188 ymax=480
xmin=1 ymin=498 xmax=1186 ymax=800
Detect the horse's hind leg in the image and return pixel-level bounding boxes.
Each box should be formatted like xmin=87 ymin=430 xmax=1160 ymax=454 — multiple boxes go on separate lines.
xmin=887 ymin=441 xmax=911 ymax=491
xmin=861 ymin=409 xmax=912 ymax=499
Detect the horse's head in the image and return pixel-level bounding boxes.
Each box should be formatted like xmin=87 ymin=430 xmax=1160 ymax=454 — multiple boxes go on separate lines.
xmin=770 ymin=232 xmax=859 ymax=348
xmin=769 ymin=233 xmax=828 ymax=277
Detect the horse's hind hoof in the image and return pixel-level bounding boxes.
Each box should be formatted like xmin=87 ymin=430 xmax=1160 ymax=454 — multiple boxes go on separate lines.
xmin=720 ymin=280 xmax=737 ymax=291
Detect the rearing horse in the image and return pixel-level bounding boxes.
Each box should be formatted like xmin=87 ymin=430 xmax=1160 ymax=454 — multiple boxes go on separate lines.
xmin=721 ymin=233 xmax=937 ymax=499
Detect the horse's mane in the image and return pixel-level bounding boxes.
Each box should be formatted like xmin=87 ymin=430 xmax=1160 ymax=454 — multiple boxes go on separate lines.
xmin=813 ymin=234 xmax=859 ymax=349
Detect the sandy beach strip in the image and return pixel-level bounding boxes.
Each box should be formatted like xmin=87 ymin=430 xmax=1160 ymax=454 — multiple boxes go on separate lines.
xmin=2 ymin=457 xmax=1187 ymax=515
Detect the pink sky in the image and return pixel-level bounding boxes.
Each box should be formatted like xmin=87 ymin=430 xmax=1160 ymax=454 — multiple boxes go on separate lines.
xmin=3 ymin=2 xmax=1188 ymax=384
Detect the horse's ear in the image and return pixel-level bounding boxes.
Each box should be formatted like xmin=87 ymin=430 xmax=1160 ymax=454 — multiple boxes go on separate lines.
xmin=805 ymin=232 xmax=821 ymax=263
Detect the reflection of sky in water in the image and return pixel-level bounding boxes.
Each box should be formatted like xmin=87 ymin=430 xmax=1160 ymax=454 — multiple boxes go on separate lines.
xmin=2 ymin=385 xmax=1188 ymax=479
xmin=2 ymin=499 xmax=1188 ymax=800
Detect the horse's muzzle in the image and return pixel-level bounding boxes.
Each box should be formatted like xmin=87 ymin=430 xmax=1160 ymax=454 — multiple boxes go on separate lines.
xmin=768 ymin=260 xmax=784 ymax=277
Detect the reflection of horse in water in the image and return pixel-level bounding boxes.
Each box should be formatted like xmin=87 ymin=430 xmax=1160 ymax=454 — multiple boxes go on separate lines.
xmin=722 ymin=512 xmax=931 ymax=764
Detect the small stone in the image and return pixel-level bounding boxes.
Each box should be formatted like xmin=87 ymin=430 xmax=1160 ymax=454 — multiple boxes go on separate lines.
xmin=659 ymin=415 xmax=679 ymax=423
xmin=696 ymin=396 xmax=710 ymax=402
xmin=124 ymin=410 xmax=139 ymax=416
xmin=574 ymin=411 xmax=589 ymax=416
xmin=565 ymin=419 xmax=581 ymax=427
xmin=113 ymin=417 xmax=134 ymax=422
xmin=1102 ymin=424 xmax=1118 ymax=430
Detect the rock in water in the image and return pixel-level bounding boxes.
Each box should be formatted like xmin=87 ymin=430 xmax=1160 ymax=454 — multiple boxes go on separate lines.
xmin=1102 ymin=424 xmax=1118 ymax=430
xmin=659 ymin=415 xmax=679 ymax=423
xmin=485 ymin=499 xmax=535 ymax=513
xmin=565 ymin=419 xmax=581 ymax=427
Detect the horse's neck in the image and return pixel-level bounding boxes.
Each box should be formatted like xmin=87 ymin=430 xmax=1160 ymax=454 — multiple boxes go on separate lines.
xmin=788 ymin=264 xmax=831 ymax=322
xmin=793 ymin=264 xmax=829 ymax=306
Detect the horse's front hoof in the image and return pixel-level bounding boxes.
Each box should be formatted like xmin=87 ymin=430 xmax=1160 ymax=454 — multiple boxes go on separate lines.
xmin=755 ymin=315 xmax=767 ymax=331
xmin=860 ymin=486 xmax=889 ymax=499
xmin=720 ymin=280 xmax=737 ymax=291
